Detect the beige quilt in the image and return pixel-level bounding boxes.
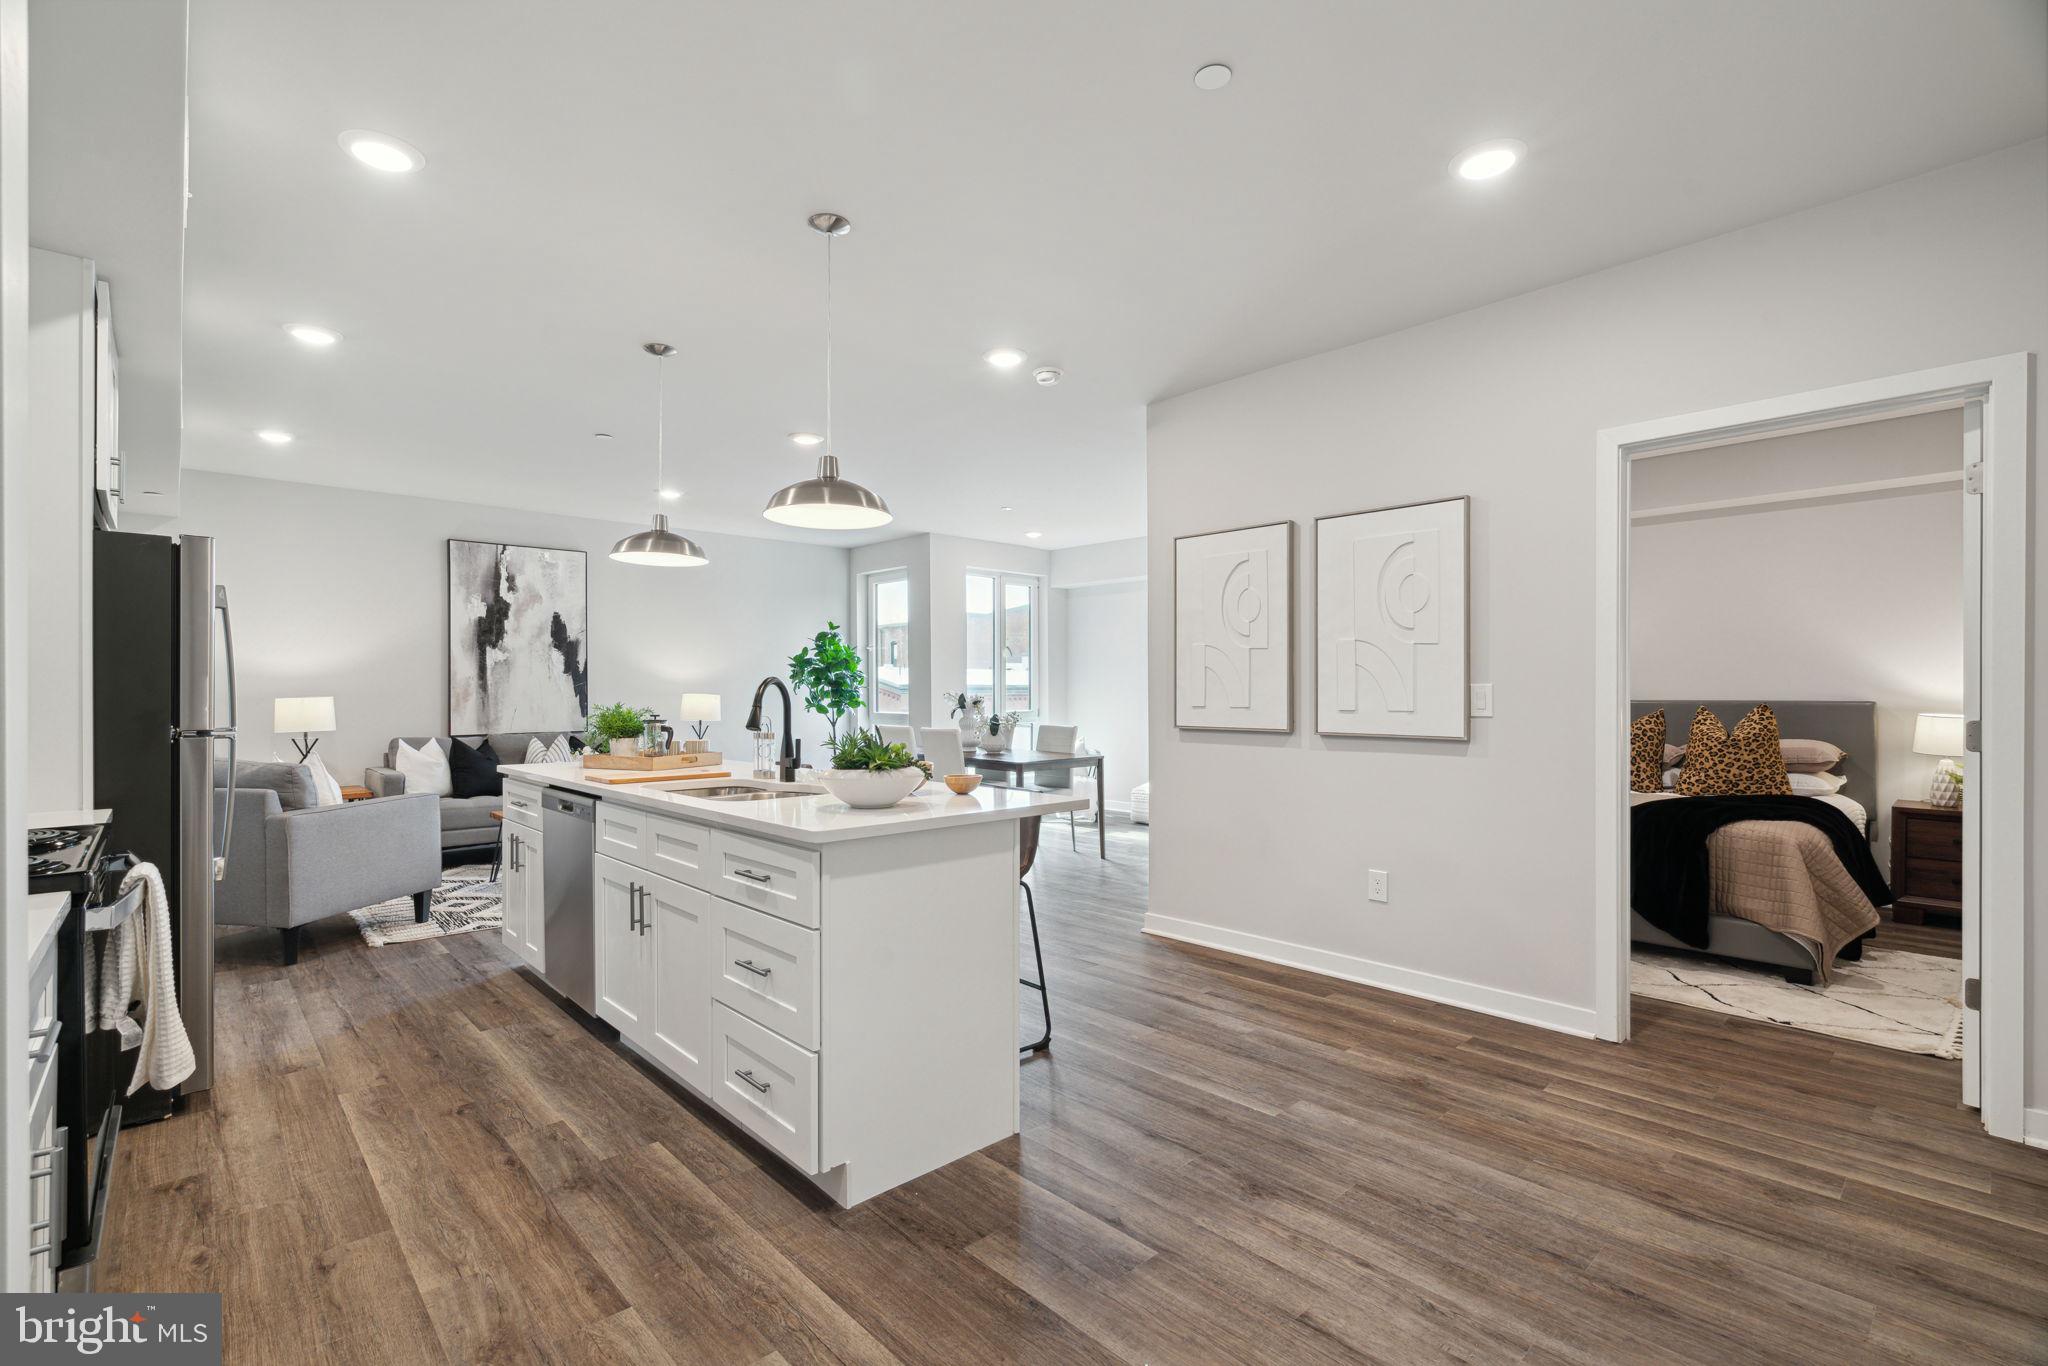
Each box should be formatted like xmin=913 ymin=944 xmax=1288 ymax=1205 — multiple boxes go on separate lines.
xmin=1633 ymin=792 xmax=1882 ymax=982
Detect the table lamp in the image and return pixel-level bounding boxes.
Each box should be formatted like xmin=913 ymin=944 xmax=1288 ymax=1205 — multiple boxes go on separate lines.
xmin=680 ymin=693 xmax=721 ymax=753
xmin=1913 ymin=712 xmax=1965 ymax=807
xmin=275 ymin=696 xmax=336 ymax=761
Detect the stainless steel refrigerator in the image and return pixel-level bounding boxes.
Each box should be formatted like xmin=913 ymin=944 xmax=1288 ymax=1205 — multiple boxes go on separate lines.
xmin=93 ymin=529 xmax=237 ymax=1107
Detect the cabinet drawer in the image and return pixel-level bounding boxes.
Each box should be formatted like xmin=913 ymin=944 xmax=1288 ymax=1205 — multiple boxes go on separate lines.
xmin=1903 ymin=857 xmax=1962 ymax=903
xmin=1905 ymin=820 xmax=1962 ymax=861
xmin=713 ymin=830 xmax=820 ymax=929
xmin=503 ymin=781 xmax=543 ymax=831
xmin=711 ymin=1004 xmax=819 ymax=1172
xmin=646 ymin=812 xmax=716 ymax=891
xmin=594 ymin=801 xmax=649 ymax=862
xmin=712 ymin=899 xmax=820 ymax=1050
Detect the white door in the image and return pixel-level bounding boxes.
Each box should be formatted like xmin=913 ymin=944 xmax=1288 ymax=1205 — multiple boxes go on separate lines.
xmin=593 ymin=854 xmax=649 ymax=1036
xmin=1959 ymin=402 xmax=1983 ymax=1109
xmin=521 ymin=834 xmax=547 ymax=972
xmin=643 ymin=873 xmax=713 ymax=1090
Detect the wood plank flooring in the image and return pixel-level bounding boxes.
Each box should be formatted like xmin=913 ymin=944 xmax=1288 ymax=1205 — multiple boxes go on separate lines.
xmin=1871 ymin=909 xmax=1962 ymax=960
xmin=104 ymin=820 xmax=2047 ymax=1364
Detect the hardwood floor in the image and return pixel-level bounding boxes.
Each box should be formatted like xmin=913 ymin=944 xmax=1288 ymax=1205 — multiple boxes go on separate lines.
xmin=1872 ymin=908 xmax=1963 ymax=960
xmin=104 ymin=819 xmax=2047 ymax=1364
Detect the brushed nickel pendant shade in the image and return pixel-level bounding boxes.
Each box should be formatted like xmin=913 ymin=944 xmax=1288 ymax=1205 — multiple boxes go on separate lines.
xmin=763 ymin=213 xmax=893 ymax=530
xmin=611 ymin=342 xmax=708 ymax=567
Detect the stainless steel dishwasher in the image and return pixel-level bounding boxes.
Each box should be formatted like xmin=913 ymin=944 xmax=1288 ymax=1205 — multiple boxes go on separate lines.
xmin=540 ymin=790 xmax=597 ymax=1012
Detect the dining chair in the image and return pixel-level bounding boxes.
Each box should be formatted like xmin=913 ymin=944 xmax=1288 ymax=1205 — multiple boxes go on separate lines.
xmin=1031 ymin=723 xmax=1089 ymax=849
xmin=877 ymin=724 xmax=916 ymax=752
xmin=918 ymin=727 xmax=967 ymax=778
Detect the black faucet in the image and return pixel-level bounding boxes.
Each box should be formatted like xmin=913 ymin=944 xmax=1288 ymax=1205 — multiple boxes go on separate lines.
xmin=743 ymin=676 xmax=801 ymax=782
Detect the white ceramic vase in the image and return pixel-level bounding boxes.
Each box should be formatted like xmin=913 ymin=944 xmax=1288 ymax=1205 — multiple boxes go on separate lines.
xmin=956 ymin=701 xmax=986 ymax=745
xmin=979 ymin=726 xmax=1012 ymax=754
xmin=817 ymin=766 xmax=928 ymax=809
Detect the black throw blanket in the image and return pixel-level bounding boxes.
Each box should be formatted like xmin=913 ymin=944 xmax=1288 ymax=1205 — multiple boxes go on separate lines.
xmin=1630 ymin=796 xmax=1893 ymax=949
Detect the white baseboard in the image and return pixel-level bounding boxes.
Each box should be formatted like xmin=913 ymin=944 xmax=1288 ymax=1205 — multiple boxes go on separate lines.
xmin=2025 ymin=1108 xmax=2048 ymax=1150
xmin=1142 ymin=913 xmax=1600 ymax=1039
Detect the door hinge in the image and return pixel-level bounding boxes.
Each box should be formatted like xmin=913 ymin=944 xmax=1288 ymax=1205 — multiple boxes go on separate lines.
xmin=1965 ymin=720 xmax=1981 ymax=753
xmin=1963 ymin=977 xmax=1980 ymax=1011
xmin=1963 ymin=461 xmax=1985 ymax=495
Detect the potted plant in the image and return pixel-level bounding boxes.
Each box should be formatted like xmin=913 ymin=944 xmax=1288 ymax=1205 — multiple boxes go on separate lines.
xmin=585 ymin=702 xmax=654 ymax=755
xmin=946 ymin=691 xmax=987 ymax=744
xmin=816 ymin=728 xmax=929 ymax=809
xmin=789 ymin=622 xmax=865 ymax=743
xmin=979 ymin=710 xmax=1022 ymax=754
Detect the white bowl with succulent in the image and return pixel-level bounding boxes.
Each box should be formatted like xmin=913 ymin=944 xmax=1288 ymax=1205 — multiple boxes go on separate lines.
xmin=816 ymin=728 xmax=932 ymax=809
xmin=978 ymin=710 xmax=1023 ymax=754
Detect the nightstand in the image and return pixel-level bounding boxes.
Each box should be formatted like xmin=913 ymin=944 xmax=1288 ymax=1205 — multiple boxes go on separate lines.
xmin=340 ymin=784 xmax=375 ymax=802
xmin=1889 ymin=799 xmax=1961 ymax=924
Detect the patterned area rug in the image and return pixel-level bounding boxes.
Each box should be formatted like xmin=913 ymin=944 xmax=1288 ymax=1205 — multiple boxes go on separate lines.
xmin=350 ymin=864 xmax=502 ymax=947
xmin=1631 ymin=946 xmax=1963 ymax=1057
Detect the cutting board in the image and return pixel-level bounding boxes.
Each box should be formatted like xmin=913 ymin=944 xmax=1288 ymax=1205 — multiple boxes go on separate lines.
xmin=578 ymin=768 xmax=732 ymax=786
xmin=582 ymin=750 xmax=723 ymax=772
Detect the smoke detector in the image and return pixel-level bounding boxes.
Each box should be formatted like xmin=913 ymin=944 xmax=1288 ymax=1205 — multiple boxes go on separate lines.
xmin=1032 ymin=367 xmax=1063 ymax=387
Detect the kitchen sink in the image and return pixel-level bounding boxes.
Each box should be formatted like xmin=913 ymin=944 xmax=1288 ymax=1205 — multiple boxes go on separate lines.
xmin=686 ymin=784 xmax=806 ymax=801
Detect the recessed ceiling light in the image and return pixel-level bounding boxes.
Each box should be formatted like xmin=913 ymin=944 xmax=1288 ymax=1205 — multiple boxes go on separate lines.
xmin=659 ymin=488 xmax=682 ymax=501
xmin=1000 ymin=505 xmax=1014 ymax=512
xmin=1032 ymin=367 xmax=1062 ymax=386
xmin=256 ymin=429 xmax=294 ymax=445
xmin=285 ymin=323 xmax=340 ymax=347
xmin=338 ymin=129 xmax=426 ymax=173
xmin=1025 ymin=530 xmax=1043 ymax=539
xmin=1453 ymin=139 xmax=1525 ymax=181
xmin=594 ymin=432 xmax=612 ymax=440
xmin=1193 ymin=63 xmax=1233 ymax=91
xmin=789 ymin=431 xmax=823 ymax=446
xmin=984 ymin=347 xmax=1026 ymax=370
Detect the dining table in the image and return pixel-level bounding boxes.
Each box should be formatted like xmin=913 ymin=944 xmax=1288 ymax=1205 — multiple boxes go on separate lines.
xmin=962 ymin=748 xmax=1107 ymax=859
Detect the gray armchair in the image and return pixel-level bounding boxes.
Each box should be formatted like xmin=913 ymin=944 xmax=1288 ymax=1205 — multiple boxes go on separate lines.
xmin=215 ymin=762 xmax=442 ymax=964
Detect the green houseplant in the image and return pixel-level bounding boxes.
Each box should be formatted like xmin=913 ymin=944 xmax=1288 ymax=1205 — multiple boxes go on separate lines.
xmin=584 ymin=702 xmax=653 ymax=755
xmin=816 ymin=727 xmax=929 ymax=809
xmin=945 ymin=691 xmax=988 ymax=742
xmin=789 ymin=622 xmax=865 ymax=742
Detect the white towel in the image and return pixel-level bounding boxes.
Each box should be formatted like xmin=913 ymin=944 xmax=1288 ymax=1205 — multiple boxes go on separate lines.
xmin=118 ymin=862 xmax=195 ymax=1094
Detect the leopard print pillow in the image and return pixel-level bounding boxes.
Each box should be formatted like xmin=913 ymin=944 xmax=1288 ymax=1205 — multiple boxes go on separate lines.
xmin=1676 ymin=704 xmax=1792 ymax=796
xmin=1630 ymin=710 xmax=1665 ymax=793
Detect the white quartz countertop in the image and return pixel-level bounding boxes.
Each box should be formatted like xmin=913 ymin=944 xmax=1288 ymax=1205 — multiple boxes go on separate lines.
xmin=498 ymin=762 xmax=1088 ymax=846
xmin=27 ymin=892 xmax=70 ymax=981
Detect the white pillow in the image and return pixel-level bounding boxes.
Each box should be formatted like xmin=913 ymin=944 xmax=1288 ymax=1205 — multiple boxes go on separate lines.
xmin=525 ymin=734 xmax=573 ymax=764
xmin=1788 ymin=770 xmax=1848 ymax=795
xmin=394 ymin=738 xmax=453 ymax=796
xmin=304 ymin=752 xmax=345 ymax=807
xmin=1661 ymin=766 xmax=1680 ymax=790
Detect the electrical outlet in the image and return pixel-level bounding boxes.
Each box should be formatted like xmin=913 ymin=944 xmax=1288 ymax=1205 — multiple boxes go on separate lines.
xmin=1470 ymin=683 xmax=1494 ymax=717
xmin=1367 ymin=869 xmax=1389 ymax=903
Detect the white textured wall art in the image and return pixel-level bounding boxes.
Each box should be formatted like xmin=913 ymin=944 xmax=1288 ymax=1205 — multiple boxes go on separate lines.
xmin=1316 ymin=498 xmax=1468 ymax=739
xmin=449 ymin=539 xmax=590 ymax=732
xmin=1174 ymin=521 xmax=1293 ymax=732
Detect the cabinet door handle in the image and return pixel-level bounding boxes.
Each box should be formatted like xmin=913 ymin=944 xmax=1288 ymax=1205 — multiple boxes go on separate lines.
xmin=731 ymin=867 xmax=772 ymax=884
xmin=732 ymin=959 xmax=771 ymax=977
xmin=734 ymin=1068 xmax=771 ymax=1093
xmin=628 ymin=884 xmax=642 ymax=933
xmin=639 ymin=885 xmax=650 ymax=936
xmin=27 ymin=1019 xmax=61 ymax=1067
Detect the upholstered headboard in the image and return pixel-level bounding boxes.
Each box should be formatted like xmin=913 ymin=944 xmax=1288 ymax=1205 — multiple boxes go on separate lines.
xmin=1631 ymin=699 xmax=1877 ymax=834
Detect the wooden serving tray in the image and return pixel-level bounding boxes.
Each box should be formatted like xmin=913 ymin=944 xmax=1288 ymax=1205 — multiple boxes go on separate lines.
xmin=579 ymin=768 xmax=733 ymax=786
xmin=582 ymin=750 xmax=722 ymax=772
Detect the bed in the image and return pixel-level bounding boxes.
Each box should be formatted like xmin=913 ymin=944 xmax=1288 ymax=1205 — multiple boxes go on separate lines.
xmin=1629 ymin=699 xmax=1887 ymax=984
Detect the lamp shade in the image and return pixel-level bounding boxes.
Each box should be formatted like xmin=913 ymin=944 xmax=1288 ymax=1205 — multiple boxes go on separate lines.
xmin=275 ymin=696 xmax=336 ymax=733
xmin=1912 ymin=712 xmax=1966 ymax=757
xmin=680 ymin=693 xmax=721 ymax=723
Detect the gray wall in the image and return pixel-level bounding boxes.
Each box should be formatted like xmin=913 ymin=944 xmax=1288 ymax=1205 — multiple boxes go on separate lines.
xmin=1145 ymin=140 xmax=2045 ymax=1092
xmin=165 ymin=471 xmax=852 ymax=782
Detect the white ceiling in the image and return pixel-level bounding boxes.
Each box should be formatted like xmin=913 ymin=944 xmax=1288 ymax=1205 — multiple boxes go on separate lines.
xmin=170 ymin=0 xmax=2045 ymax=548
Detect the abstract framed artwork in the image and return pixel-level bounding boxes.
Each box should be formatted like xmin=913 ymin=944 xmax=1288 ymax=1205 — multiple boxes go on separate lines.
xmin=448 ymin=539 xmax=590 ymax=733
xmin=1315 ymin=496 xmax=1469 ymax=740
xmin=1173 ymin=520 xmax=1294 ymax=732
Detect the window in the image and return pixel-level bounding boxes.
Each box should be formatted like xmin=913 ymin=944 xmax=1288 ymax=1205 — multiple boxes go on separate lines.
xmin=864 ymin=571 xmax=911 ymax=722
xmin=965 ymin=571 xmax=1039 ymax=718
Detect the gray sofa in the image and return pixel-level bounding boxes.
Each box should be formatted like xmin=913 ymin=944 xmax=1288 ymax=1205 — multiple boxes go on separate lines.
xmin=214 ymin=760 xmax=442 ymax=964
xmin=365 ymin=733 xmax=574 ymax=856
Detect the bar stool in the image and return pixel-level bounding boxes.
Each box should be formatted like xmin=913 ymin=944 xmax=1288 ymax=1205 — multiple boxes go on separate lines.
xmin=1019 ymin=815 xmax=1051 ymax=1055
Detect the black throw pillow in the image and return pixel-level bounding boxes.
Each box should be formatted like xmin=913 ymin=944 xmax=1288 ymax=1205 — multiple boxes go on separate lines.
xmin=448 ymin=735 xmax=503 ymax=799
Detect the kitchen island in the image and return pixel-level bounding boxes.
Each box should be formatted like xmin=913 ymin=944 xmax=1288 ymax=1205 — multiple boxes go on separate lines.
xmin=495 ymin=760 xmax=1087 ymax=1206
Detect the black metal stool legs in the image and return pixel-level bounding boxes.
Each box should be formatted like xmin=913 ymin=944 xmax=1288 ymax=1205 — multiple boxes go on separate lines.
xmin=1020 ymin=878 xmax=1051 ymax=1054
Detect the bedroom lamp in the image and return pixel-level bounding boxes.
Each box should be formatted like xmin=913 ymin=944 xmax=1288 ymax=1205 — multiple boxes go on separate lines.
xmin=1913 ymin=712 xmax=1966 ymax=808
xmin=679 ymin=692 xmax=721 ymax=753
xmin=275 ymin=696 xmax=336 ymax=761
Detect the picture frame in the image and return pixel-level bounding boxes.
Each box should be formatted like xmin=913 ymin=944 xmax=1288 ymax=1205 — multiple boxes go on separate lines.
xmin=1315 ymin=496 xmax=1470 ymax=740
xmin=447 ymin=538 xmax=591 ymax=733
xmin=1173 ymin=520 xmax=1295 ymax=733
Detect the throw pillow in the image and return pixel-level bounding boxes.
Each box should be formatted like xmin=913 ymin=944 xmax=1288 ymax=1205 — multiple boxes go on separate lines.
xmin=1788 ymin=770 xmax=1849 ymax=795
xmin=1780 ymin=738 xmax=1847 ymax=774
xmin=225 ymin=759 xmax=318 ymax=811
xmin=525 ymin=734 xmax=574 ymax=764
xmin=1629 ymin=710 xmax=1665 ymax=793
xmin=449 ymin=735 xmax=503 ymax=798
xmin=1676 ymin=705 xmax=1793 ymax=796
xmin=395 ymin=738 xmax=454 ymax=796
xmin=303 ymin=752 xmax=345 ymax=807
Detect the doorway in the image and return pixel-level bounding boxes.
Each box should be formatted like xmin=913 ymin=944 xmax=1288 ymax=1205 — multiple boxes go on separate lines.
xmin=1591 ymin=355 xmax=2031 ymax=1142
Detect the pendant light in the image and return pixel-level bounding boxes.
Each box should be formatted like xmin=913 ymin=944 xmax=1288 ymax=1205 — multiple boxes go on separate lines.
xmin=763 ymin=213 xmax=893 ymax=529
xmin=610 ymin=342 xmax=709 ymax=567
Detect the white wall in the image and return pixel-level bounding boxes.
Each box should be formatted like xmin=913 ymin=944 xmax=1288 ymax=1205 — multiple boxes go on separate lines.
xmin=1062 ymin=579 xmax=1148 ymax=808
xmin=1630 ymin=411 xmax=1966 ymax=874
xmin=165 ymin=471 xmax=852 ymax=781
xmin=1145 ymin=140 xmax=2045 ymax=1091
